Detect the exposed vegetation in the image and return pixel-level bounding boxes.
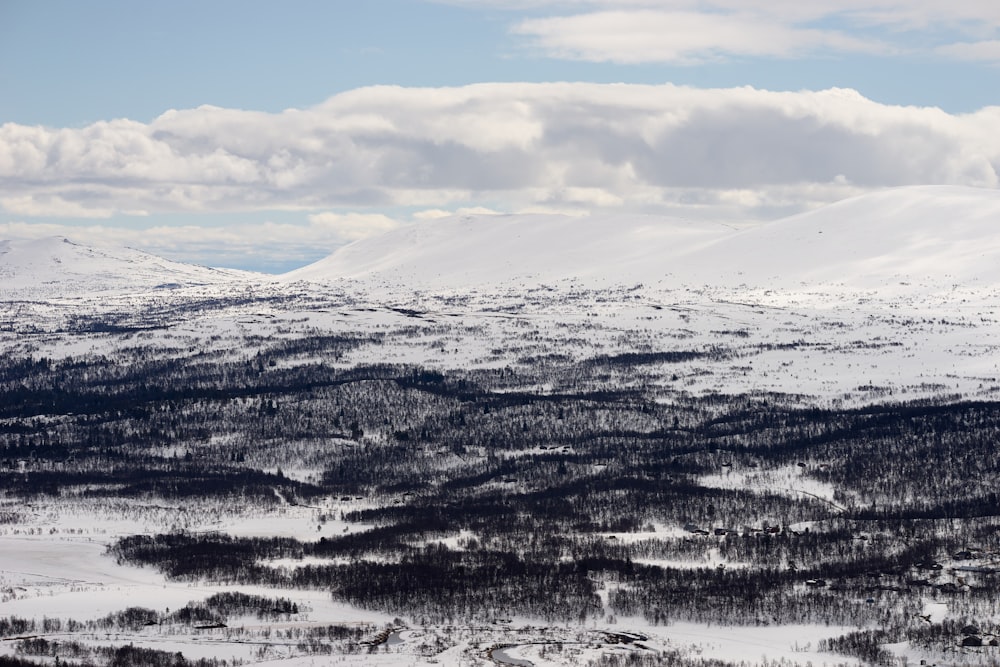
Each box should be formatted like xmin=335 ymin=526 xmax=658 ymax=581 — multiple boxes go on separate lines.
xmin=5 ymin=343 xmax=1000 ymax=666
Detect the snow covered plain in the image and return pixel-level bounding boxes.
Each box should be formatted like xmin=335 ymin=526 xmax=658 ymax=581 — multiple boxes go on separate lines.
xmin=0 ymin=495 xmax=868 ymax=667
xmin=3 ymin=185 xmax=1000 ymax=666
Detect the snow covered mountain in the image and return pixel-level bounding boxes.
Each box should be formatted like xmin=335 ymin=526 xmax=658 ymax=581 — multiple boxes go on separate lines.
xmin=7 ymin=185 xmax=998 ymax=300
xmin=2 ymin=186 xmax=999 ymax=405
xmin=282 ymin=212 xmax=737 ymax=287
xmin=0 ymin=236 xmax=259 ymax=299
xmin=700 ymin=185 xmax=1000 ymax=289
xmin=284 ymin=185 xmax=1000 ymax=291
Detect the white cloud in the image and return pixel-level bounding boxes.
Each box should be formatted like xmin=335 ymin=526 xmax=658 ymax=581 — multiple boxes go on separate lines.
xmin=0 ymin=195 xmax=117 ymax=219
xmin=513 ymin=10 xmax=883 ymax=64
xmin=937 ymin=39 xmax=1000 ymax=63
xmin=439 ymin=0 xmax=1000 ymax=27
xmin=306 ymin=212 xmax=400 ymax=240
xmin=439 ymin=0 xmax=1000 ymax=63
xmin=1 ymin=83 xmax=999 ymax=228
xmin=414 ymin=207 xmax=504 ymax=220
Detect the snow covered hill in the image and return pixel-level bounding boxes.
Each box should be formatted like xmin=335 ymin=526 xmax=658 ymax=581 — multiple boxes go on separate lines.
xmin=0 ymin=236 xmax=259 ymax=299
xmin=7 ymin=185 xmax=998 ymax=300
xmin=3 ymin=187 xmax=1000 ymax=403
xmin=283 ymin=212 xmax=737 ymax=288
xmin=284 ymin=185 xmax=1000 ymax=291
xmin=698 ymin=185 xmax=1000 ymax=289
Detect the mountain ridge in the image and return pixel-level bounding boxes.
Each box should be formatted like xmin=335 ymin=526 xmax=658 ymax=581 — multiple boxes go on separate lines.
xmin=282 ymin=185 xmax=1000 ymax=291
xmin=3 ymin=185 xmax=1000 ymax=299
xmin=0 ymin=236 xmax=260 ymax=298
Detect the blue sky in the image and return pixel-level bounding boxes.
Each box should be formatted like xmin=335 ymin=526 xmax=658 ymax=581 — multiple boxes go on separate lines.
xmin=2 ymin=0 xmax=1000 ymax=271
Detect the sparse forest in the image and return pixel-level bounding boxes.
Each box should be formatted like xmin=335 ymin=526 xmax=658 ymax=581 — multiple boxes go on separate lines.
xmin=4 ymin=336 xmax=1000 ymax=665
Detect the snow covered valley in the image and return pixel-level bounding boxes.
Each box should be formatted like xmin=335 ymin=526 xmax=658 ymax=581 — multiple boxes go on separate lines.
xmin=3 ymin=186 xmax=1000 ymax=666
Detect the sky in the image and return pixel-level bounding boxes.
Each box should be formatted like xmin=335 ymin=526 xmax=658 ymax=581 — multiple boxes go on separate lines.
xmin=2 ymin=0 xmax=1000 ymax=272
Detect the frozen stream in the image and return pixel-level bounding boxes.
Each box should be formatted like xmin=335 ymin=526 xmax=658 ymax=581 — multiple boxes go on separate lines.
xmin=490 ymin=645 xmax=535 ymax=666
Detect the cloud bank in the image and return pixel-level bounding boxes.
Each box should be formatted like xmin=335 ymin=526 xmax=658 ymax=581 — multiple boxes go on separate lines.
xmin=4 ymin=83 xmax=1000 ymax=218
xmin=3 ymin=83 xmax=999 ymax=223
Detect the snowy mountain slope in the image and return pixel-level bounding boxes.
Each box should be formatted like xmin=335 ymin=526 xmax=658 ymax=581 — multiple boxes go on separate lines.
xmin=691 ymin=185 xmax=1000 ymax=289
xmin=282 ymin=213 xmax=738 ymax=287
xmin=283 ymin=185 xmax=1000 ymax=291
xmin=2 ymin=187 xmax=999 ymax=404
xmin=8 ymin=185 xmax=996 ymax=300
xmin=0 ymin=236 xmax=260 ymax=298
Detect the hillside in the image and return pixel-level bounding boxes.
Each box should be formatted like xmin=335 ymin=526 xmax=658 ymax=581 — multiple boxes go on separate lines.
xmin=7 ymin=186 xmax=998 ymax=298
xmin=283 ymin=185 xmax=1000 ymax=291
xmin=282 ymin=213 xmax=738 ymax=287
xmin=701 ymin=185 xmax=1000 ymax=289
xmin=0 ymin=236 xmax=259 ymax=299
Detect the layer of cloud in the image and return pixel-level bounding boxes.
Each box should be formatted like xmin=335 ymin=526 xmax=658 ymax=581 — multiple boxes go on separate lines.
xmin=305 ymin=212 xmax=400 ymax=241
xmin=414 ymin=206 xmax=504 ymax=220
xmin=2 ymin=82 xmax=1000 ymax=229
xmin=513 ymin=10 xmax=884 ymax=64
xmin=440 ymin=0 xmax=1000 ymax=64
xmin=938 ymin=40 xmax=1000 ymax=62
